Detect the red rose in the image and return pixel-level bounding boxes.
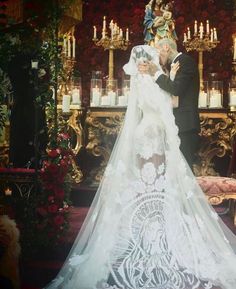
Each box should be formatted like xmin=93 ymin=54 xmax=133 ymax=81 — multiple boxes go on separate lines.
xmin=54 ymin=215 xmax=64 ymax=226
xmin=48 ymin=149 xmax=59 ymax=158
xmin=48 ymin=204 xmax=58 ymax=213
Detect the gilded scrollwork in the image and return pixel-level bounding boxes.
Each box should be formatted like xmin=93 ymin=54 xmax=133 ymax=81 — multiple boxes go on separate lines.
xmin=194 ymin=111 xmax=236 ymax=176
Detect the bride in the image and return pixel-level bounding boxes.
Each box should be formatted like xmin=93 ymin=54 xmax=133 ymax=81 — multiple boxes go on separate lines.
xmin=45 ymin=45 xmax=236 ymax=289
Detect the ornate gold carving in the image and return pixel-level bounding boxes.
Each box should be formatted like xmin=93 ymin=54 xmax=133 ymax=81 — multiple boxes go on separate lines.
xmin=85 ymin=108 xmax=125 ymax=184
xmin=194 ymin=111 xmax=236 ymax=176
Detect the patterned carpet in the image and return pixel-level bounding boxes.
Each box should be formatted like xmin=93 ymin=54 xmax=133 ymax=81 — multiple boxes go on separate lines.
xmin=21 ymin=205 xmax=236 ymax=289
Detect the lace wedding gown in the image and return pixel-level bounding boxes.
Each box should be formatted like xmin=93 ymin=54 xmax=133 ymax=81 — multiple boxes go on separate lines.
xmin=45 ymin=45 xmax=236 ymax=289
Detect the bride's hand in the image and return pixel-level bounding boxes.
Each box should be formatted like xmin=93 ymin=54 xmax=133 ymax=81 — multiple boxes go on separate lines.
xmin=170 ymin=61 xmax=180 ymax=81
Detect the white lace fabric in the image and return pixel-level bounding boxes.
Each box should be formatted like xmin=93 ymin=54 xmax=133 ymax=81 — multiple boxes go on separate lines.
xmin=44 ymin=45 xmax=236 ymax=289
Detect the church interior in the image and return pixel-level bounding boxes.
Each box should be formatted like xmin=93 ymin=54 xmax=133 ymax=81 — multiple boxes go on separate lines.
xmin=1 ymin=0 xmax=236 ymax=288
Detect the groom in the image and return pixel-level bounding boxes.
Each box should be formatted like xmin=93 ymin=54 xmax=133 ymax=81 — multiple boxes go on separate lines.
xmin=139 ymin=38 xmax=200 ymax=169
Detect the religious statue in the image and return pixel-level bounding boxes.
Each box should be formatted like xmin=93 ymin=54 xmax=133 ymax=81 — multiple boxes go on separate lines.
xmin=144 ymin=0 xmax=178 ymax=46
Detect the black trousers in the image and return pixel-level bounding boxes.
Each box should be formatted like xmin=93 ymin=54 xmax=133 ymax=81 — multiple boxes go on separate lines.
xmin=179 ymin=130 xmax=200 ymax=170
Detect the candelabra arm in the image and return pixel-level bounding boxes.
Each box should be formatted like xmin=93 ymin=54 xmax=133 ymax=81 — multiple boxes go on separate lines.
xmin=198 ymin=51 xmax=204 ymax=90
xmin=109 ymin=48 xmax=114 ymax=80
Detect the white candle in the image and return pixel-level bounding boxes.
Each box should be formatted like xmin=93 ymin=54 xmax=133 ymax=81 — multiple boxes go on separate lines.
xmin=199 ymin=22 xmax=204 ymax=33
xmin=72 ymin=36 xmax=76 ymax=58
xmin=183 ymin=33 xmax=187 ymax=42
xmin=120 ymin=28 xmax=123 ymax=38
xmin=126 ymin=28 xmax=129 ymax=41
xmin=92 ymin=87 xmax=101 ymax=106
xmin=101 ymin=95 xmax=111 ymax=106
xmin=93 ymin=26 xmax=97 ymax=39
xmin=118 ymin=95 xmax=128 ymax=106
xmin=62 ymin=95 xmax=71 ymax=112
xmin=67 ymin=36 xmax=71 ymax=58
xmin=213 ymin=28 xmax=217 ymax=41
xmin=233 ymin=38 xmax=236 ymax=60
xmin=72 ymin=88 xmax=81 ymax=104
xmin=198 ymin=91 xmax=207 ymax=108
xmin=200 ymin=31 xmax=203 ymax=39
xmin=194 ymin=20 xmax=198 ymax=35
xmin=210 ymin=29 xmax=213 ymax=42
xmin=103 ymin=16 xmax=106 ymax=31
xmin=102 ymin=29 xmax=105 ymax=38
xmin=187 ymin=27 xmax=191 ymax=39
xmin=209 ymin=89 xmax=221 ymax=108
xmin=108 ymin=91 xmax=116 ymax=106
xmin=206 ymin=20 xmax=210 ymax=35
xmin=229 ymin=90 xmax=236 ymax=105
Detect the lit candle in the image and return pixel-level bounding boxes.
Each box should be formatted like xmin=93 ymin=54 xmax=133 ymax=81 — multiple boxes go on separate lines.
xmin=200 ymin=31 xmax=203 ymax=39
xmin=103 ymin=16 xmax=106 ymax=31
xmin=194 ymin=20 xmax=198 ymax=35
xmin=62 ymin=95 xmax=71 ymax=112
xmin=234 ymin=38 xmax=236 ymax=60
xmin=92 ymin=86 xmax=101 ymax=106
xmin=187 ymin=27 xmax=191 ymax=39
xmin=102 ymin=29 xmax=105 ymax=39
xmin=126 ymin=28 xmax=129 ymax=41
xmin=120 ymin=28 xmax=123 ymax=38
xmin=4 ymin=187 xmax=12 ymax=196
xmin=206 ymin=20 xmax=210 ymax=35
xmin=72 ymin=88 xmax=81 ymax=104
xmin=213 ymin=28 xmax=217 ymax=41
xmin=93 ymin=26 xmax=97 ymax=39
xmin=198 ymin=91 xmax=207 ymax=108
xmin=183 ymin=32 xmax=187 ymax=42
xmin=67 ymin=36 xmax=71 ymax=58
xmin=72 ymin=36 xmax=76 ymax=58
xmin=229 ymin=89 xmax=236 ymax=105
xmin=210 ymin=29 xmax=213 ymax=42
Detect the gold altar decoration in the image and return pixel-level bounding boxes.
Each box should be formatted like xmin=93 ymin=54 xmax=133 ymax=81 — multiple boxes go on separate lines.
xmin=92 ymin=17 xmax=130 ymax=81
xmin=183 ymin=20 xmax=219 ymax=90
xmin=193 ymin=110 xmax=236 ymax=176
xmin=85 ymin=107 xmax=125 ymax=184
xmin=84 ymin=108 xmax=236 ymax=185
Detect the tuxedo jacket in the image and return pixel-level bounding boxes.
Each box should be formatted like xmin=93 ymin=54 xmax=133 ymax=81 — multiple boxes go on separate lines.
xmin=156 ymin=53 xmax=200 ymax=133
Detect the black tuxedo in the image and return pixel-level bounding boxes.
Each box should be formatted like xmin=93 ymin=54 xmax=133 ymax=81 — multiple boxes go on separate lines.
xmin=156 ymin=53 xmax=200 ymax=168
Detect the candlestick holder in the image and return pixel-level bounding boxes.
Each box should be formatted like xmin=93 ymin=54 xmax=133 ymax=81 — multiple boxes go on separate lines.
xmin=93 ymin=17 xmax=130 ymax=80
xmin=183 ymin=22 xmax=219 ymax=90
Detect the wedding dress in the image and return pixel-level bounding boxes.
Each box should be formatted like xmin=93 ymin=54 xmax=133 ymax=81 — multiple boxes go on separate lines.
xmin=45 ymin=45 xmax=236 ymax=289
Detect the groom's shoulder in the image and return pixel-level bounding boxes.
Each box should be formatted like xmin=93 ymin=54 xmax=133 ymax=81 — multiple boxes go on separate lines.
xmin=179 ymin=53 xmax=197 ymax=66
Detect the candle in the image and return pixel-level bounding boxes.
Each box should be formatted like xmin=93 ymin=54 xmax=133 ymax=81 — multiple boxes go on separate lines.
xmin=4 ymin=187 xmax=12 ymax=196
xmin=62 ymin=95 xmax=71 ymax=112
xmin=120 ymin=28 xmax=123 ymax=38
xmin=183 ymin=32 xmax=187 ymax=42
xmin=92 ymin=86 xmax=101 ymax=106
xmin=187 ymin=27 xmax=191 ymax=39
xmin=108 ymin=90 xmax=116 ymax=106
xmin=118 ymin=95 xmax=128 ymax=106
xmin=229 ymin=89 xmax=236 ymax=105
xmin=72 ymin=36 xmax=76 ymax=58
xmin=102 ymin=30 xmax=105 ymax=39
xmin=213 ymin=28 xmax=217 ymax=41
xmin=210 ymin=29 xmax=213 ymax=42
xmin=101 ymin=95 xmax=111 ymax=106
xmin=206 ymin=20 xmax=210 ymax=35
xmin=194 ymin=20 xmax=198 ymax=35
xmin=234 ymin=38 xmax=236 ymax=60
xmin=123 ymin=86 xmax=130 ymax=97
xmin=209 ymin=89 xmax=221 ymax=108
xmin=93 ymin=26 xmax=97 ymax=39
xmin=126 ymin=28 xmax=129 ymax=41
xmin=103 ymin=16 xmax=106 ymax=31
xmin=199 ymin=22 xmax=204 ymax=33
xmin=200 ymin=31 xmax=203 ymax=39
xmin=67 ymin=36 xmax=71 ymax=58
xmin=63 ymin=35 xmax=67 ymax=54
xmin=198 ymin=91 xmax=207 ymax=108
xmin=72 ymin=88 xmax=81 ymax=104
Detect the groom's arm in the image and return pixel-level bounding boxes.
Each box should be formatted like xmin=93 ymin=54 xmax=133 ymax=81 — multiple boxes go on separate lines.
xmin=156 ymin=57 xmax=196 ymax=97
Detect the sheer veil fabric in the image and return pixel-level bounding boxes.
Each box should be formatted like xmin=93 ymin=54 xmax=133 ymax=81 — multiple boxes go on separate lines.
xmin=45 ymin=45 xmax=236 ymax=289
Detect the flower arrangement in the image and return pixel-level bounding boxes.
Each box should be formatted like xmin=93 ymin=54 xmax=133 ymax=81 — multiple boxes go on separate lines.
xmin=76 ymin=0 xmax=234 ymax=105
xmin=35 ymin=132 xmax=73 ymax=247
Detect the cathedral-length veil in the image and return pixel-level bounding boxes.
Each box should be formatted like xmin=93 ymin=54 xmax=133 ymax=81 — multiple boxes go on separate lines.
xmin=45 ymin=45 xmax=236 ymax=289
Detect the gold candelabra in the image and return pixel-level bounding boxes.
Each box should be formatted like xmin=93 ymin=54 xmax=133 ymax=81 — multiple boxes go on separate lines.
xmin=92 ymin=16 xmax=130 ymax=82
xmin=183 ymin=20 xmax=219 ymax=90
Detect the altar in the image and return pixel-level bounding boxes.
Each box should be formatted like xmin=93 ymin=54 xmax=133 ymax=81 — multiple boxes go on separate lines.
xmin=70 ymin=107 xmax=236 ymax=186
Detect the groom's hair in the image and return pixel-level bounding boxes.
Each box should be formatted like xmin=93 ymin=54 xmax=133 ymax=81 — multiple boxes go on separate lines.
xmin=157 ymin=38 xmax=177 ymax=51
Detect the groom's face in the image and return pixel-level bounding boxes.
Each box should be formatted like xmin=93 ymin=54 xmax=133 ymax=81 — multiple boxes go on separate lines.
xmin=156 ymin=44 xmax=171 ymax=66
